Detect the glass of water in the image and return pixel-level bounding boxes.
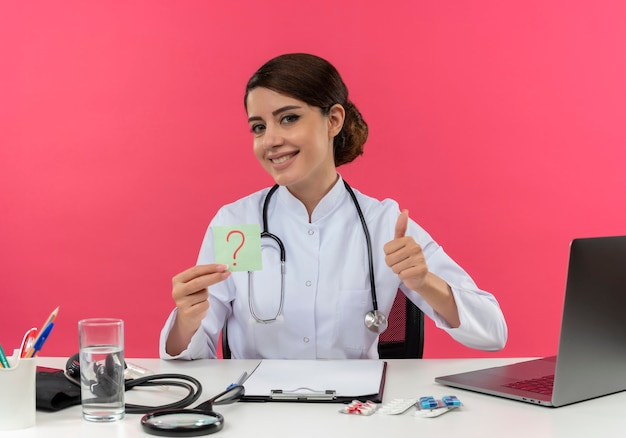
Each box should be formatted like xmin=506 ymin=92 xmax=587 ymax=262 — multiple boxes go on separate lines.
xmin=78 ymin=318 xmax=125 ymax=422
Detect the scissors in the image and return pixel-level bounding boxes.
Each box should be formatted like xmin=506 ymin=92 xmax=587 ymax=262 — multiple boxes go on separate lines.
xmin=19 ymin=328 xmax=38 ymax=358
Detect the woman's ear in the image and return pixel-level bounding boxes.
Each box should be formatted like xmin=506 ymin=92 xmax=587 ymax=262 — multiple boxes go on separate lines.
xmin=327 ymin=104 xmax=345 ymax=138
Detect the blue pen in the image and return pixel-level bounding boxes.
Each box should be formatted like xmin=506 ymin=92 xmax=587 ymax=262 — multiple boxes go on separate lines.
xmin=227 ymin=371 xmax=248 ymax=390
xmin=27 ymin=322 xmax=55 ymax=358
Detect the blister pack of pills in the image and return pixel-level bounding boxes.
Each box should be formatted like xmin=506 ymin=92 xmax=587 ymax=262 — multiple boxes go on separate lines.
xmin=415 ymin=395 xmax=462 ymax=418
xmin=377 ymin=398 xmax=418 ymax=415
xmin=338 ymin=400 xmax=378 ymax=416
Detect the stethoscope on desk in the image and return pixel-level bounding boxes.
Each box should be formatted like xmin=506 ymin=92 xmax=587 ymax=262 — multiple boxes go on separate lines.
xmin=140 ymin=384 xmax=245 ymax=436
xmin=65 ymin=354 xmax=245 ymax=436
xmin=249 ymin=180 xmax=388 ymax=333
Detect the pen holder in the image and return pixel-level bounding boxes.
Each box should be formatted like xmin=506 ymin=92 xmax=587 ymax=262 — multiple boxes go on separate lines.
xmin=0 ymin=350 xmax=37 ymax=430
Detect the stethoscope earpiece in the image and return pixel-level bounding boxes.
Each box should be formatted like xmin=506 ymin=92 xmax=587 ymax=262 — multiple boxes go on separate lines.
xmin=365 ymin=310 xmax=388 ymax=333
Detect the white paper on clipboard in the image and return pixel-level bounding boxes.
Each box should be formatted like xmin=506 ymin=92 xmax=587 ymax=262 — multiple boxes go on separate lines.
xmin=241 ymin=359 xmax=387 ymax=402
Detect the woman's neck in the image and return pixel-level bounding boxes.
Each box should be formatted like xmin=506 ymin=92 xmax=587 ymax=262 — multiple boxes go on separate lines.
xmin=287 ymin=173 xmax=339 ymax=221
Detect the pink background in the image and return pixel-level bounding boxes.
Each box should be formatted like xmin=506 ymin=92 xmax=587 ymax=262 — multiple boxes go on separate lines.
xmin=1 ymin=1 xmax=625 ymax=359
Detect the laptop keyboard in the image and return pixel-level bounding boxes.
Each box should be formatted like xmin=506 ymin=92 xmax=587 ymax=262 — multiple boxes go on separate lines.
xmin=503 ymin=374 xmax=554 ymax=395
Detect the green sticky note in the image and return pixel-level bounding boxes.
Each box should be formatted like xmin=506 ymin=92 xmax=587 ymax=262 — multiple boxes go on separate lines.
xmin=212 ymin=224 xmax=262 ymax=272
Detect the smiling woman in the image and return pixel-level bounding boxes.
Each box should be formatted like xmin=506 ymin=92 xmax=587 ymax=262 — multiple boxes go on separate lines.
xmin=246 ymin=88 xmax=344 ymax=209
xmin=158 ymin=53 xmax=508 ymax=361
xmin=2 ymin=2 xmax=625 ymax=361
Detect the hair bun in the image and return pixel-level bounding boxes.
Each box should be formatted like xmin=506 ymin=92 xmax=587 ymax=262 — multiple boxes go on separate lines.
xmin=335 ymin=100 xmax=368 ymax=166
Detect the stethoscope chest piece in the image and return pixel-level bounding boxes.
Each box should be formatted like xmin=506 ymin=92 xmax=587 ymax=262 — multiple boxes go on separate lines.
xmin=365 ymin=310 xmax=388 ymax=333
xmin=141 ymin=410 xmax=224 ymax=436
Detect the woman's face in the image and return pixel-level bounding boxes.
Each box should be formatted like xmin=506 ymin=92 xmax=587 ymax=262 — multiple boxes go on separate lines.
xmin=246 ymin=87 xmax=344 ymax=195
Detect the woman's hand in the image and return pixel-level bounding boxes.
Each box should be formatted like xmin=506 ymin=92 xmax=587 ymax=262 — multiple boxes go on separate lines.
xmin=384 ymin=211 xmax=460 ymax=327
xmin=383 ymin=210 xmax=428 ymax=292
xmin=166 ymin=264 xmax=231 ymax=355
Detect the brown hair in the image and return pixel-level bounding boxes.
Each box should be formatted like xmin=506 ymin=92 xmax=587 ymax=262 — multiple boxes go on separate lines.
xmin=244 ymin=53 xmax=368 ymax=166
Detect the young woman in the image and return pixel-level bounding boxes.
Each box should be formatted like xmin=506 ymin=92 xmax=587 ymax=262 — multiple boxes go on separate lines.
xmin=160 ymin=53 xmax=507 ymax=359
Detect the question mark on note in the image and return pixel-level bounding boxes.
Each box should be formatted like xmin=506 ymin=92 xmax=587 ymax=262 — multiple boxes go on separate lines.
xmin=213 ymin=224 xmax=262 ymax=272
xmin=226 ymin=230 xmax=245 ymax=266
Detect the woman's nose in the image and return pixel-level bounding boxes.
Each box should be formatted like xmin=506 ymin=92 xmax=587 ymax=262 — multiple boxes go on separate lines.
xmin=261 ymin=124 xmax=284 ymax=149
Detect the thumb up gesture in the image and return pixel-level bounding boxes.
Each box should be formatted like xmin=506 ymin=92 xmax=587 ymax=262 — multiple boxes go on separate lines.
xmin=383 ymin=210 xmax=428 ymax=292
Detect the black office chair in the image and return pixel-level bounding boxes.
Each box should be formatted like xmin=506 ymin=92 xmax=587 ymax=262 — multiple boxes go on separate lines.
xmin=222 ymin=318 xmax=232 ymax=359
xmin=221 ymin=290 xmax=424 ymax=359
xmin=377 ymin=290 xmax=424 ymax=359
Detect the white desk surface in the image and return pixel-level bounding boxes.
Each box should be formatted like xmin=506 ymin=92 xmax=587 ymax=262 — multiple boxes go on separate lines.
xmin=8 ymin=357 xmax=626 ymax=437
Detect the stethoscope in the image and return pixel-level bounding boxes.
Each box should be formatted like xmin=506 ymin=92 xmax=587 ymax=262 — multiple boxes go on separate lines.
xmin=141 ymin=384 xmax=244 ymax=436
xmin=65 ymin=354 xmax=244 ymax=436
xmin=247 ymin=180 xmax=388 ymax=333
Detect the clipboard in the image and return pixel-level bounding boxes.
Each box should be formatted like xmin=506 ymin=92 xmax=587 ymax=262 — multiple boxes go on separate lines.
xmin=240 ymin=360 xmax=387 ymax=403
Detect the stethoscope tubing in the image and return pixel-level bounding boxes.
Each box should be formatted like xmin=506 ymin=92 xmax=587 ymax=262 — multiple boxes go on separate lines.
xmin=249 ymin=181 xmax=384 ymax=329
xmin=342 ymin=180 xmax=379 ymax=312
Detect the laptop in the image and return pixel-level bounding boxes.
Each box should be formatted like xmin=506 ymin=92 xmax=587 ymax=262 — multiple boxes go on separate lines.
xmin=436 ymin=236 xmax=626 ymax=407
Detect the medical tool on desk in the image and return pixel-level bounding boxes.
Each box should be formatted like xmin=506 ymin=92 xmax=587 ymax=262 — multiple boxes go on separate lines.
xmin=141 ymin=384 xmax=245 ymax=436
xmin=64 ymin=353 xmax=203 ymax=414
xmin=250 ymin=180 xmax=388 ymax=332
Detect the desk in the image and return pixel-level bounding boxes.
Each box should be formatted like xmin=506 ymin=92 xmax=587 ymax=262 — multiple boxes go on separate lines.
xmin=10 ymin=357 xmax=626 ymax=437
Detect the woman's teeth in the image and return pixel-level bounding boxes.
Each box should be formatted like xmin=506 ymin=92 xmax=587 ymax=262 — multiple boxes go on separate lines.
xmin=272 ymin=154 xmax=294 ymax=164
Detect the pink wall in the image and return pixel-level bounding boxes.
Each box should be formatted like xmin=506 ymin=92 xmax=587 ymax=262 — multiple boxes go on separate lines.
xmin=1 ymin=1 xmax=625 ymax=359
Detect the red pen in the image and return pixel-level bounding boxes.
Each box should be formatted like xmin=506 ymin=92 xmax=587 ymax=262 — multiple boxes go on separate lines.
xmin=20 ymin=327 xmax=38 ymax=358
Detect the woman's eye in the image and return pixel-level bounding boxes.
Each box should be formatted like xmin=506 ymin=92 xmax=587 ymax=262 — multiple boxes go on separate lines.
xmin=250 ymin=124 xmax=265 ymax=135
xmin=281 ymin=114 xmax=300 ymax=124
